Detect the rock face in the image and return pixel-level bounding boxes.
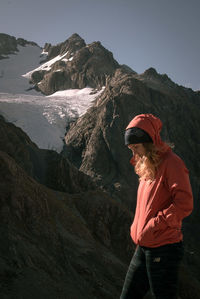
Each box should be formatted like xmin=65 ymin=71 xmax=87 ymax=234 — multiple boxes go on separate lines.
xmin=30 ymin=33 xmax=119 ymax=94
xmin=1 ymin=118 xmax=200 ymax=299
xmin=43 ymin=33 xmax=86 ymax=60
xmin=0 ymin=116 xmax=135 ymax=299
xmin=64 ymin=66 xmax=200 ymax=297
xmin=0 ymin=33 xmax=38 ymax=59
xmin=64 ymin=66 xmax=200 ymax=206
xmin=0 ymin=115 xmax=95 ymax=194
xmin=0 ymin=150 xmax=134 ymax=299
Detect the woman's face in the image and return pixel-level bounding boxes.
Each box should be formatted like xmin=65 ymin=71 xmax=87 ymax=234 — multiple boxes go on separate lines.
xmin=128 ymin=143 xmax=146 ymax=157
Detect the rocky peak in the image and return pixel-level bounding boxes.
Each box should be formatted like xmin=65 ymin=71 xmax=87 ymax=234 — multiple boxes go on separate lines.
xmin=139 ymin=67 xmax=177 ymax=88
xmin=32 ymin=34 xmax=119 ymax=94
xmin=0 ymin=33 xmax=39 ymax=59
xmin=143 ymin=67 xmax=158 ymax=77
xmin=86 ymin=41 xmax=118 ymax=66
xmin=142 ymin=67 xmax=172 ymax=83
xmin=60 ymin=33 xmax=86 ymax=55
xmin=66 ymin=33 xmax=85 ymax=46
xmin=43 ymin=33 xmax=86 ymax=61
xmin=87 ymin=41 xmax=103 ymax=51
xmin=43 ymin=42 xmax=51 ymax=52
xmin=16 ymin=37 xmax=38 ymax=47
xmin=120 ymin=64 xmax=137 ymax=74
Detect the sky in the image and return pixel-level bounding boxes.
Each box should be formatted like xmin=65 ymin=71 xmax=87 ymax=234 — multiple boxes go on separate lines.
xmin=1 ymin=0 xmax=200 ymax=90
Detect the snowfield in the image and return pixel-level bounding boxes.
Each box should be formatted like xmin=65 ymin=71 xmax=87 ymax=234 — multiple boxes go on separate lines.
xmin=23 ymin=51 xmax=74 ymax=79
xmin=0 ymin=45 xmax=43 ymax=94
xmin=0 ymin=44 xmax=104 ymax=153
xmin=0 ymin=88 xmax=104 ymax=152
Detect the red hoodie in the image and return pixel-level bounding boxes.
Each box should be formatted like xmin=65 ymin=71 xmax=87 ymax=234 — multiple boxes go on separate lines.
xmin=127 ymin=114 xmax=193 ymax=247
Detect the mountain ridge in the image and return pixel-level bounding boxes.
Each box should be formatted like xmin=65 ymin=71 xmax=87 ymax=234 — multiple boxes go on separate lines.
xmin=0 ymin=32 xmax=40 ymax=59
xmin=28 ymin=33 xmax=119 ymax=94
xmin=1 ymin=32 xmax=198 ymax=94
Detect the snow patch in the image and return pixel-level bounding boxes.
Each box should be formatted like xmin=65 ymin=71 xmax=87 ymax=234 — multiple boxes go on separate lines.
xmin=41 ymin=50 xmax=48 ymax=55
xmin=0 ymin=45 xmax=42 ymax=94
xmin=23 ymin=51 xmax=69 ymax=79
xmin=61 ymin=55 xmax=73 ymax=62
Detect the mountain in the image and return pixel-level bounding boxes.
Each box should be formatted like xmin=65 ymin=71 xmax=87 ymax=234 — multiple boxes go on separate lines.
xmin=0 ymin=114 xmax=136 ymax=299
xmin=24 ymin=33 xmax=119 ymax=95
xmin=0 ymin=33 xmax=38 ymax=58
xmin=0 ymin=33 xmax=106 ymax=152
xmin=64 ymin=66 xmax=200 ymax=297
xmin=0 ymin=114 xmax=96 ymax=193
xmin=0 ymin=33 xmax=200 ymax=298
xmin=64 ymin=66 xmax=200 ymax=205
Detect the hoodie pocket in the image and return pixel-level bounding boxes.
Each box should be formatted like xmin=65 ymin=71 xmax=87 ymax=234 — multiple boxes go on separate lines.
xmin=138 ymin=217 xmax=158 ymax=245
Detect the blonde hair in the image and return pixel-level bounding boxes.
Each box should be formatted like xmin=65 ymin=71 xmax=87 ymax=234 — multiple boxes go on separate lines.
xmin=134 ymin=143 xmax=165 ymax=181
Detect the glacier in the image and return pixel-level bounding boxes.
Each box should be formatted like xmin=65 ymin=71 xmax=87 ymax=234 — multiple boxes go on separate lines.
xmin=0 ymin=43 xmax=104 ymax=153
xmin=0 ymin=88 xmax=104 ymax=153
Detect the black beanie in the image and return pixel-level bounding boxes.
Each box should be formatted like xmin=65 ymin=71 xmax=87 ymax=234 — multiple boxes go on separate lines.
xmin=124 ymin=127 xmax=153 ymax=145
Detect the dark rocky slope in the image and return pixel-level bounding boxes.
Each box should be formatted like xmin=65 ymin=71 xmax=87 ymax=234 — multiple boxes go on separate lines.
xmin=64 ymin=66 xmax=200 ymax=207
xmin=1 ymin=117 xmax=199 ymax=299
xmin=0 ymin=116 xmax=135 ymax=298
xmin=0 ymin=150 xmax=134 ymax=299
xmin=64 ymin=66 xmax=200 ymax=297
xmin=0 ymin=115 xmax=95 ymax=194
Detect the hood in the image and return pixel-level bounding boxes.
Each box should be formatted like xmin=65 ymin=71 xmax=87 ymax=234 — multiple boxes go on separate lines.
xmin=126 ymin=113 xmax=169 ymax=150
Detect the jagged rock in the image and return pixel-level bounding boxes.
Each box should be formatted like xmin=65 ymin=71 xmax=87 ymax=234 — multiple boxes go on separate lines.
xmin=120 ymin=64 xmax=137 ymax=74
xmin=0 ymin=113 xmax=136 ymax=298
xmin=1 ymin=113 xmax=200 ymax=299
xmin=30 ymin=33 xmax=119 ymax=94
xmin=31 ymin=70 xmax=46 ymax=83
xmin=64 ymin=66 xmax=200 ymax=205
xmin=17 ymin=37 xmax=37 ymax=47
xmin=64 ymin=65 xmax=200 ymax=298
xmin=46 ymin=33 xmax=86 ymax=61
xmin=0 ymin=115 xmax=95 ymax=194
xmin=0 ymin=33 xmax=38 ymax=59
xmin=133 ymin=67 xmax=183 ymax=94
xmin=43 ymin=42 xmax=52 ymax=53
xmin=0 ymin=115 xmax=134 ymax=257
xmin=0 ymin=150 xmax=135 ymax=298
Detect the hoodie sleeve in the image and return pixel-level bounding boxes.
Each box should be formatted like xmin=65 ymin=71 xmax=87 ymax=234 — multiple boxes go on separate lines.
xmin=155 ymin=154 xmax=193 ymax=229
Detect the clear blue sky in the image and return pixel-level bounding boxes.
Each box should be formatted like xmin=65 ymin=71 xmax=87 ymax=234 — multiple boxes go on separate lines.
xmin=1 ymin=0 xmax=200 ymax=90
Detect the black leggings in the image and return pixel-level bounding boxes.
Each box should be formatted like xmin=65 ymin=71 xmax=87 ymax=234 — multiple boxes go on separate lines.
xmin=120 ymin=242 xmax=184 ymax=299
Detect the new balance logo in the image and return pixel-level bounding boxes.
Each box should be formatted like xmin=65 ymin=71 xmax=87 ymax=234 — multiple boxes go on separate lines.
xmin=153 ymin=257 xmax=161 ymax=262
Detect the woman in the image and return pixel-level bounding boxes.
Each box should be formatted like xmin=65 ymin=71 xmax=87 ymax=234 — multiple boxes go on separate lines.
xmin=120 ymin=114 xmax=193 ymax=299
